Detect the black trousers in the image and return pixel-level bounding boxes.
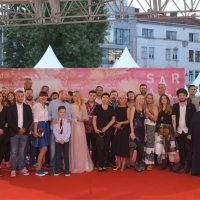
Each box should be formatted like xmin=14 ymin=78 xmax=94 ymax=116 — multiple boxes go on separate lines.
xmin=134 ymin=138 xmax=144 ymax=162
xmin=55 ymin=142 xmax=69 ymax=173
xmin=86 ymin=132 xmax=98 ymax=165
xmin=177 ymin=132 xmax=192 ymax=167
xmin=96 ymin=136 xmax=111 ymax=168
xmin=4 ymin=142 xmax=10 ymax=162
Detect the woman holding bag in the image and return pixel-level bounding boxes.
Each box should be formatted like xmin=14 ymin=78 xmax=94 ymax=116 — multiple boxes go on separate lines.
xmin=155 ymin=94 xmax=179 ymax=173
xmin=32 ymin=91 xmax=50 ymax=176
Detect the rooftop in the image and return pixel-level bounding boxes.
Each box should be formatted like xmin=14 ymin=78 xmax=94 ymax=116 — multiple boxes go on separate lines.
xmin=136 ymin=15 xmax=200 ymax=26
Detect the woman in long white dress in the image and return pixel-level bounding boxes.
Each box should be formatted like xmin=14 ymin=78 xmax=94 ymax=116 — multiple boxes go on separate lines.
xmin=69 ymin=90 xmax=94 ymax=173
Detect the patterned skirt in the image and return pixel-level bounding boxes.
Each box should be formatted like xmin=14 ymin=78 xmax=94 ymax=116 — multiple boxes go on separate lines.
xmin=155 ymin=123 xmax=176 ymax=155
xmin=144 ymin=124 xmax=156 ymax=165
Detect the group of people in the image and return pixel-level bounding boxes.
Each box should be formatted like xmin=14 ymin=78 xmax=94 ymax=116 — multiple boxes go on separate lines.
xmin=0 ymin=78 xmax=200 ymax=178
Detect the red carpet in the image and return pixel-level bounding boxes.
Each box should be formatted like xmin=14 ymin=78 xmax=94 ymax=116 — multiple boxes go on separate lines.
xmin=1 ymin=165 xmax=200 ymax=200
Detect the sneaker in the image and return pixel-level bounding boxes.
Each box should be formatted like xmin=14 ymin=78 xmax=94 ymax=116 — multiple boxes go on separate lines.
xmin=24 ymin=167 xmax=29 ymax=173
xmin=20 ymin=168 xmax=29 ymax=176
xmin=10 ymin=171 xmax=16 ymax=177
xmin=60 ymin=169 xmax=65 ymax=174
xmin=41 ymin=168 xmax=48 ymax=175
xmin=35 ymin=169 xmax=45 ymax=176
xmin=65 ymin=173 xmax=70 ymax=177
xmin=48 ymin=169 xmax=55 ymax=175
xmin=54 ymin=172 xmax=60 ymax=176
xmin=30 ymin=164 xmax=37 ymax=169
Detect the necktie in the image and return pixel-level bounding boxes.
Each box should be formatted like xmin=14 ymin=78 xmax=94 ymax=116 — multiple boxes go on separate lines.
xmin=60 ymin=119 xmax=63 ymax=134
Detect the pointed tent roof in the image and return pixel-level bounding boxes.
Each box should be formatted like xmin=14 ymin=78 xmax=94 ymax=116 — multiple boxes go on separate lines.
xmin=113 ymin=47 xmax=139 ymax=68
xmin=112 ymin=58 xmax=119 ymax=68
xmin=34 ymin=45 xmax=64 ymax=68
xmin=192 ymin=72 xmax=200 ymax=87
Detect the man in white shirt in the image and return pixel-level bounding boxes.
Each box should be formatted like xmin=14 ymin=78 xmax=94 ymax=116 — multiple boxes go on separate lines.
xmin=172 ymin=88 xmax=196 ymax=173
xmin=95 ymin=86 xmax=103 ymax=104
xmin=155 ymin=84 xmax=174 ymax=106
xmin=7 ymin=90 xmax=33 ymax=177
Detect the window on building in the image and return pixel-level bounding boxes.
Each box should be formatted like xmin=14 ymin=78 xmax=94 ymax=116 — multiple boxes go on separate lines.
xmin=149 ymin=47 xmax=155 ymax=59
xmin=195 ymin=51 xmax=200 ymax=62
xmin=105 ymin=27 xmax=114 ymax=44
xmin=166 ymin=48 xmax=171 ymax=60
xmin=195 ymin=71 xmax=200 ymax=78
xmin=141 ymin=47 xmax=147 ymax=59
xmin=189 ymin=70 xmax=194 ymax=82
xmin=142 ymin=29 xmax=154 ymax=38
xmin=108 ymin=48 xmax=123 ymax=64
xmin=189 ymin=33 xmax=199 ymax=42
xmin=173 ymin=48 xmax=178 ymax=60
xmin=166 ymin=31 xmax=177 ymax=40
xmin=102 ymin=48 xmax=109 ymax=64
xmin=114 ymin=29 xmax=130 ymax=45
xmin=189 ymin=50 xmax=194 ymax=62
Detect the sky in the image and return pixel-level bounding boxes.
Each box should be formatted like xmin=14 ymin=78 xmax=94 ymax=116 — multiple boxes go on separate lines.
xmin=127 ymin=0 xmax=200 ymax=16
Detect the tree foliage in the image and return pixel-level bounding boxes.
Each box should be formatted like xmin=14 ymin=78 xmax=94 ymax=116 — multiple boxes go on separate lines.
xmin=3 ymin=2 xmax=109 ymax=68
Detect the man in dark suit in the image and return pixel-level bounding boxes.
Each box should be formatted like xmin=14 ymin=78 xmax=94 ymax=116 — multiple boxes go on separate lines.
xmin=7 ymin=90 xmax=33 ymax=177
xmin=172 ymin=88 xmax=196 ymax=173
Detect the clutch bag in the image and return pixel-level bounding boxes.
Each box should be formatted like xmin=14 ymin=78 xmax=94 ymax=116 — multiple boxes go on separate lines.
xmin=38 ymin=128 xmax=45 ymax=137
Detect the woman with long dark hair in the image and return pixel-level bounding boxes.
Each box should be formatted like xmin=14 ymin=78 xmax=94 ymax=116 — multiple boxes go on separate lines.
xmin=7 ymin=92 xmax=16 ymax=106
xmin=0 ymin=92 xmax=8 ymax=177
xmin=155 ymin=94 xmax=179 ymax=173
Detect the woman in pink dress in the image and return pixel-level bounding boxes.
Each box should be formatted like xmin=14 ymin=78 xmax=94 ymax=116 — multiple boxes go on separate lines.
xmin=69 ymin=91 xmax=94 ymax=173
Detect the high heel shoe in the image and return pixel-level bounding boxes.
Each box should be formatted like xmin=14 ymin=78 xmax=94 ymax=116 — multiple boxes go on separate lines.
xmin=113 ymin=166 xmax=121 ymax=171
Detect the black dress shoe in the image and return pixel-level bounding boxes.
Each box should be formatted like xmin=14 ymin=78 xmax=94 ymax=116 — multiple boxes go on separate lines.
xmin=177 ymin=164 xmax=185 ymax=171
xmin=184 ymin=167 xmax=191 ymax=174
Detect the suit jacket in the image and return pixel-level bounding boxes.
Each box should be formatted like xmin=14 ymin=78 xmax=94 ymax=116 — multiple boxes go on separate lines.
xmin=172 ymin=103 xmax=196 ymax=133
xmin=7 ymin=103 xmax=33 ymax=137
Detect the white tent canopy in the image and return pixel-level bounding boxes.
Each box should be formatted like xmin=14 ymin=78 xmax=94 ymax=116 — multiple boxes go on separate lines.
xmin=192 ymin=72 xmax=200 ymax=87
xmin=113 ymin=47 xmax=139 ymax=68
xmin=34 ymin=45 xmax=64 ymax=68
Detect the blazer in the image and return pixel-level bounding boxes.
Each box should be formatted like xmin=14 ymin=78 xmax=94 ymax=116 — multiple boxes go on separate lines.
xmin=172 ymin=102 xmax=196 ymax=131
xmin=7 ymin=103 xmax=33 ymax=137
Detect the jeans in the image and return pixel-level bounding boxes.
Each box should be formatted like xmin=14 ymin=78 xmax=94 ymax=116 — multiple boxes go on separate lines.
xmin=50 ymin=130 xmax=56 ymax=170
xmin=55 ymin=142 xmax=69 ymax=173
xmin=10 ymin=134 xmax=28 ymax=171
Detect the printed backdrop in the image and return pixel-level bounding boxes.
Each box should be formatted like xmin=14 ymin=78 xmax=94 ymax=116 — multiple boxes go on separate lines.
xmin=0 ymin=68 xmax=184 ymax=99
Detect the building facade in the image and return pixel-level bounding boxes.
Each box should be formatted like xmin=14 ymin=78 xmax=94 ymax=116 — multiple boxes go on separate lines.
xmin=100 ymin=4 xmax=137 ymax=68
xmin=136 ymin=17 xmax=200 ymax=85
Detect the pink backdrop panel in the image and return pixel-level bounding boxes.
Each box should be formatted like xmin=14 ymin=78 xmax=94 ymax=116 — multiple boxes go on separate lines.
xmin=0 ymin=68 xmax=184 ymax=98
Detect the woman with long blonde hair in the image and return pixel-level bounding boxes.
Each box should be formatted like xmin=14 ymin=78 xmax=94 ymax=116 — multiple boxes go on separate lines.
xmin=144 ymin=93 xmax=158 ymax=170
xmin=155 ymin=94 xmax=179 ymax=173
xmin=69 ymin=90 xmax=94 ymax=173
xmin=130 ymin=94 xmax=146 ymax=172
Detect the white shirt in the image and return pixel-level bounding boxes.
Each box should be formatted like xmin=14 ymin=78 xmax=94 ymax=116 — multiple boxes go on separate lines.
xmin=155 ymin=93 xmax=174 ymax=107
xmin=95 ymin=98 xmax=102 ymax=104
xmin=16 ymin=103 xmax=23 ymax=128
xmin=33 ymin=103 xmax=48 ymax=122
xmin=177 ymin=103 xmax=188 ymax=134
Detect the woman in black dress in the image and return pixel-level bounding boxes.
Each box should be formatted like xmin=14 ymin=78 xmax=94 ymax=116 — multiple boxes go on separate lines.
xmin=113 ymin=94 xmax=130 ymax=172
xmin=0 ymin=92 xmax=8 ymax=177
xmin=155 ymin=94 xmax=179 ymax=173
xmin=130 ymin=94 xmax=146 ymax=172
xmin=189 ymin=102 xmax=200 ymax=176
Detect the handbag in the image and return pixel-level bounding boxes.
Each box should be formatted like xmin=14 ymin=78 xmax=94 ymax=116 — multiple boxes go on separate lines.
xmin=158 ymin=127 xmax=170 ymax=137
xmin=37 ymin=128 xmax=45 ymax=137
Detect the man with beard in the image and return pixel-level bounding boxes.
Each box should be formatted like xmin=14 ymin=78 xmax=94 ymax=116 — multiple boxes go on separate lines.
xmin=139 ymin=84 xmax=147 ymax=96
xmin=24 ymin=89 xmax=37 ymax=169
xmin=172 ymin=88 xmax=196 ymax=173
xmin=187 ymin=85 xmax=199 ymax=111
